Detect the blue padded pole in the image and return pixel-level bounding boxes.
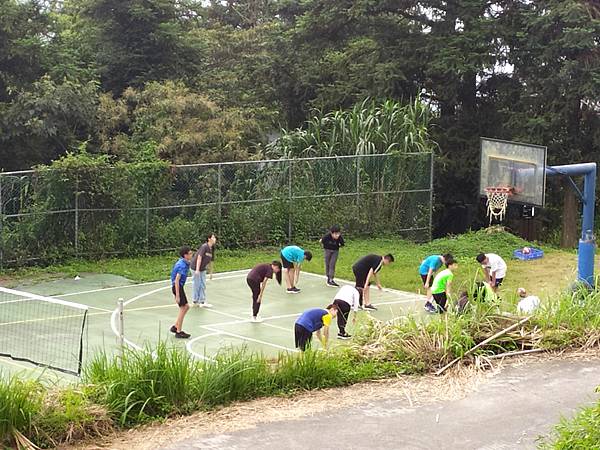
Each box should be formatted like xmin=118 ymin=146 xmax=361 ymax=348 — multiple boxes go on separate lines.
xmin=546 ymin=163 xmax=596 ymax=286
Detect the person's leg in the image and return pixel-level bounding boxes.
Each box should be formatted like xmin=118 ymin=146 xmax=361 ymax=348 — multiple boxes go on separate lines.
xmin=282 ymin=253 xmax=295 ymax=290
xmin=192 ymin=272 xmax=201 ymax=305
xmin=333 ymin=299 xmax=350 ymax=334
xmin=295 ymin=324 xmax=312 ymax=351
xmin=432 ymin=293 xmax=447 ymax=312
xmin=198 ymin=270 xmax=207 ymax=303
xmin=247 ymin=279 xmax=261 ymax=317
xmin=354 ymin=268 xmax=367 ymax=306
xmin=324 ymin=250 xmax=332 ymax=281
xmin=329 ymin=250 xmax=338 ymax=281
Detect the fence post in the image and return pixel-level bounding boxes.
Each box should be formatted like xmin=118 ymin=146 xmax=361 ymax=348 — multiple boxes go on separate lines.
xmin=145 ymin=190 xmax=150 ymax=253
xmin=356 ymin=154 xmax=361 ymax=204
xmin=288 ymin=160 xmax=293 ymax=243
xmin=0 ymin=174 xmax=3 ymax=270
xmin=429 ymin=152 xmax=434 ymax=241
xmin=74 ymin=177 xmax=79 ymax=256
xmin=217 ymin=164 xmax=222 ymax=237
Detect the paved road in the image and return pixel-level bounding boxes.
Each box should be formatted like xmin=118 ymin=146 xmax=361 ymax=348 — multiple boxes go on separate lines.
xmin=162 ymin=358 xmax=600 ymax=450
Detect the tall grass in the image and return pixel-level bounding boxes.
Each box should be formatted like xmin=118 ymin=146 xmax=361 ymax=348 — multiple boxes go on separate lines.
xmin=0 ymin=377 xmax=43 ymax=449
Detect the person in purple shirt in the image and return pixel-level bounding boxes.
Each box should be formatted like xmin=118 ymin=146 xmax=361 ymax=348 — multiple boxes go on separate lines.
xmin=169 ymin=246 xmax=193 ymax=339
xmin=246 ymin=261 xmax=282 ymax=322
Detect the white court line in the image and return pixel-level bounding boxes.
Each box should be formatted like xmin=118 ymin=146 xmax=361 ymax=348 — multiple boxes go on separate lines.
xmin=110 ymin=272 xmax=249 ymax=351
xmin=57 ymin=269 xmax=250 ymax=298
xmin=201 ymin=325 xmax=298 ymax=353
xmin=202 ymin=308 xmax=289 ymax=332
xmin=205 ymin=297 xmax=421 ymax=328
xmin=185 ymin=332 xmax=221 ymax=362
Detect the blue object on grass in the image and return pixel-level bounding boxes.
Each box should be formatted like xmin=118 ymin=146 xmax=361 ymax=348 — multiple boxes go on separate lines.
xmin=513 ymin=248 xmax=544 ymax=261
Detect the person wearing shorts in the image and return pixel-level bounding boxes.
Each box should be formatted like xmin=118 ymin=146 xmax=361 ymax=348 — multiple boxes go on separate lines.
xmin=419 ymin=254 xmax=452 ymax=313
xmin=169 ymin=246 xmax=193 ymax=339
xmin=280 ymin=245 xmax=313 ymax=294
xmin=430 ymin=256 xmax=458 ymax=313
xmin=352 ymin=253 xmax=394 ymax=310
xmin=246 ymin=261 xmax=282 ymax=322
xmin=332 ymin=284 xmax=360 ymax=339
xmin=476 ymin=253 xmax=507 ymax=292
xmin=294 ymin=304 xmax=338 ymax=351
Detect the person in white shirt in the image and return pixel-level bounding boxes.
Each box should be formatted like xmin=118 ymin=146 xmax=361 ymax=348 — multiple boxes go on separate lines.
xmin=332 ymin=284 xmax=361 ymax=340
xmin=517 ymin=287 xmax=541 ymax=314
xmin=476 ymin=253 xmax=507 ymax=292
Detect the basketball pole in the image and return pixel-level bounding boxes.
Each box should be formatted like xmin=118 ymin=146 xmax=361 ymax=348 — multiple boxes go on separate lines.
xmin=546 ymin=163 xmax=597 ymax=287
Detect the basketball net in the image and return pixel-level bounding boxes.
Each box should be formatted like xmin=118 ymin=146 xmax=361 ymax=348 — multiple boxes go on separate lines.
xmin=484 ymin=187 xmax=512 ymax=225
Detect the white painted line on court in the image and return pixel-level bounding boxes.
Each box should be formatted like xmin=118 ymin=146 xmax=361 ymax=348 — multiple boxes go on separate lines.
xmin=203 ymin=308 xmax=290 ymax=332
xmin=57 ymin=269 xmax=249 ymax=298
xmin=202 ymin=325 xmax=298 ymax=353
xmin=185 ymin=331 xmax=221 ymax=362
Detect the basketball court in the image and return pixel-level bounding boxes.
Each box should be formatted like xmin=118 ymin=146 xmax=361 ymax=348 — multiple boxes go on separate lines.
xmin=0 ymin=270 xmax=426 ymax=380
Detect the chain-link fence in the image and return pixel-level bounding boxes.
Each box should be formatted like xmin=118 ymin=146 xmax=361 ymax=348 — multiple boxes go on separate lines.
xmin=0 ymin=153 xmax=433 ymax=267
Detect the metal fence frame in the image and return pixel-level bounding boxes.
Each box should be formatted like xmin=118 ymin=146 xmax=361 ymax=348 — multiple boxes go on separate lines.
xmin=0 ymin=153 xmax=434 ymax=266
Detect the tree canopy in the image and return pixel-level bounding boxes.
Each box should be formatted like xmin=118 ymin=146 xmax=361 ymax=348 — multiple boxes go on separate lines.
xmin=0 ymin=0 xmax=598 ymax=220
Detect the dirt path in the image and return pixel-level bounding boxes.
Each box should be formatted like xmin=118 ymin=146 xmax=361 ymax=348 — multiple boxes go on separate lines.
xmin=65 ymin=351 xmax=600 ymax=450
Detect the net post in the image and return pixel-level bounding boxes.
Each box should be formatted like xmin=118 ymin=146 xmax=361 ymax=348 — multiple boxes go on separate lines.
xmin=145 ymin=189 xmax=150 ymax=254
xmin=0 ymin=174 xmax=3 ymax=270
xmin=117 ymin=298 xmax=125 ymax=355
xmin=217 ymin=163 xmax=222 ymax=237
xmin=428 ymin=152 xmax=434 ymax=240
xmin=74 ymin=177 xmax=79 ymax=256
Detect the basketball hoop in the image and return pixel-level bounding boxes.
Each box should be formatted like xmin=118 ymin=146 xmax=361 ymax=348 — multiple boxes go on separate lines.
xmin=484 ymin=187 xmax=513 ymax=224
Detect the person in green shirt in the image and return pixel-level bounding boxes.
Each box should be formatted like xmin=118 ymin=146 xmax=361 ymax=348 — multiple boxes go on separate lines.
xmin=430 ymin=256 xmax=458 ymax=313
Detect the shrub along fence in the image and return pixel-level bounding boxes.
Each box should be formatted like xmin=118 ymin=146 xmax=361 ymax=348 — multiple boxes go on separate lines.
xmin=0 ymin=152 xmax=433 ymax=266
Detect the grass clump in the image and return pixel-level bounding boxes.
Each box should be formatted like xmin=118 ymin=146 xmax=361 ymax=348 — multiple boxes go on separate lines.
xmin=539 ymin=390 xmax=600 ymax=449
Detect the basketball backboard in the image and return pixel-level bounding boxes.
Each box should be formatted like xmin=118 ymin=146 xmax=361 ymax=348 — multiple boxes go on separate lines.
xmin=480 ymin=138 xmax=547 ymax=206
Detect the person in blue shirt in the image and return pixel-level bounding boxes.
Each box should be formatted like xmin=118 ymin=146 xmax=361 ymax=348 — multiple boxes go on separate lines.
xmin=169 ymin=246 xmax=193 ymax=339
xmin=280 ymin=245 xmax=313 ymax=294
xmin=419 ymin=253 xmax=452 ymax=313
xmin=294 ymin=304 xmax=338 ymax=351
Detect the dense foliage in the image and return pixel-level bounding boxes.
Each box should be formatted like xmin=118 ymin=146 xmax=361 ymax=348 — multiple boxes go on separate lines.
xmin=0 ymin=0 xmax=598 ymax=216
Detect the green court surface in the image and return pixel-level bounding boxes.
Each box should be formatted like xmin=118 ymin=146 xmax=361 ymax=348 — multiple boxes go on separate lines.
xmin=1 ymin=271 xmax=425 ymax=379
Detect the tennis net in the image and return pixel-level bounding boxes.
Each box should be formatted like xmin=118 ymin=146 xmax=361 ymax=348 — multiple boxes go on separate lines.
xmin=0 ymin=287 xmax=88 ymax=375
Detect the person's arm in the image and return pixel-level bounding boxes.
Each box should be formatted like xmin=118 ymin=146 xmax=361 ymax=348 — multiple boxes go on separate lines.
xmin=322 ymin=325 xmax=329 ymax=347
xmin=258 ymin=278 xmax=269 ymax=303
xmin=482 ymin=265 xmax=490 ymax=281
xmin=339 ymin=235 xmax=345 ymax=247
xmin=208 ymin=261 xmax=214 ymax=280
xmin=174 ymin=273 xmax=181 ymax=304
xmin=425 ymin=268 xmax=434 ymax=288
xmin=446 ymin=280 xmax=452 ymax=298
xmin=374 ymin=272 xmax=382 ymax=290
xmin=489 ymin=270 xmax=496 ymax=285
xmin=195 ymin=254 xmax=202 ymax=274
xmin=294 ymin=262 xmax=301 ymax=285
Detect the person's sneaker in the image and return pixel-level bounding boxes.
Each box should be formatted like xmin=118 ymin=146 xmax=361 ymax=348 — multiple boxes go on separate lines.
xmin=326 ymin=280 xmax=336 ymax=287
xmin=424 ymin=302 xmax=437 ymax=313
xmin=287 ymin=288 xmax=299 ymax=294
xmin=364 ymin=304 xmax=378 ymax=311
xmin=199 ymin=303 xmax=213 ymax=308
xmin=358 ymin=304 xmax=364 ymax=310
xmin=251 ymin=317 xmax=263 ymax=323
xmin=292 ymin=287 xmax=301 ymax=292
xmin=329 ymin=280 xmax=340 ymax=287
xmin=175 ymin=331 xmax=191 ymax=339
xmin=169 ymin=325 xmax=177 ymax=333
xmin=337 ymin=332 xmax=352 ymax=340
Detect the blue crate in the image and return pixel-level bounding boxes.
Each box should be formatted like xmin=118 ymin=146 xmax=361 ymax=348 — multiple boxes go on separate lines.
xmin=513 ymin=247 xmax=544 ymax=261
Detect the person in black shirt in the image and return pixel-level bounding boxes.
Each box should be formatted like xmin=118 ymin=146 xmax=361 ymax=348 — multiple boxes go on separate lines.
xmin=320 ymin=225 xmax=345 ymax=287
xmin=352 ymin=253 xmax=394 ymax=310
